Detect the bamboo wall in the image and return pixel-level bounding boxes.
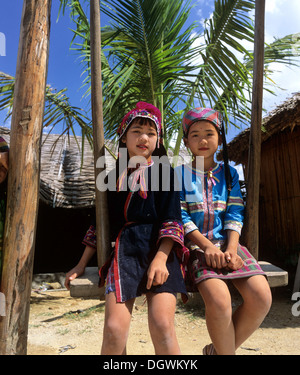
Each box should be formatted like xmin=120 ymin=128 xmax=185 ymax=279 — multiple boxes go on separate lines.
xmin=258 ymin=126 xmax=300 ymax=265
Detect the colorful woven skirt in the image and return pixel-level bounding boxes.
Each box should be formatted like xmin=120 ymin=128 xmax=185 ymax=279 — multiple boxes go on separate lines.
xmin=188 ymin=242 xmax=266 ymax=286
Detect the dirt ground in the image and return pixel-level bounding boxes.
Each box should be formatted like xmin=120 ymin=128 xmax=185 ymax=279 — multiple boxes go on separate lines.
xmin=27 ymin=284 xmax=300 ymax=356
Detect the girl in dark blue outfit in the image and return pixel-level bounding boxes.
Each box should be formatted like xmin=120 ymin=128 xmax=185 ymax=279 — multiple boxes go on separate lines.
xmin=65 ymin=102 xmax=187 ymax=354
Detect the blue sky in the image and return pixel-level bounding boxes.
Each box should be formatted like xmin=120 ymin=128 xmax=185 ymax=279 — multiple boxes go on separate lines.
xmin=1 ymin=0 xmax=300 ymax=143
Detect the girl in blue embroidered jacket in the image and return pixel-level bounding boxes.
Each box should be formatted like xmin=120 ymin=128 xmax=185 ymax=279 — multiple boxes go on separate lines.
xmin=178 ymin=107 xmax=272 ymax=355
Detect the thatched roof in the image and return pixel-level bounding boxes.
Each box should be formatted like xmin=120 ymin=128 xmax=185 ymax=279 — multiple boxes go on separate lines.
xmin=0 ymin=127 xmax=117 ymax=209
xmin=221 ymin=92 xmax=300 ymax=164
xmin=39 ymin=134 xmax=120 ymax=209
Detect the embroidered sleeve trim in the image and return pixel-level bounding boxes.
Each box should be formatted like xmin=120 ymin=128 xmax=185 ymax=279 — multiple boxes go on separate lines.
xmin=183 ymin=221 xmax=199 ymax=235
xmin=157 ymin=221 xmax=190 ymax=276
xmin=157 ymin=221 xmax=185 ymax=247
xmin=227 ymin=196 xmax=244 ymax=207
xmin=82 ymin=225 xmax=97 ymax=248
xmin=224 ymin=220 xmax=243 ymax=235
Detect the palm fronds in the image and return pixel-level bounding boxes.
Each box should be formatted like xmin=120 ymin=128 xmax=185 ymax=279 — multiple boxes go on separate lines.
xmin=0 ymin=72 xmax=93 ymax=149
xmin=2 ymin=0 xmax=300 ymax=161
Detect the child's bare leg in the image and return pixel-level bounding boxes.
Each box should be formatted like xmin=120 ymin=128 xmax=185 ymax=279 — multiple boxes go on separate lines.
xmin=147 ymin=292 xmax=181 ymax=354
xmin=232 ymin=275 xmax=272 ymax=349
xmin=101 ymin=292 xmax=135 ymax=355
xmin=197 ymin=278 xmax=235 ymax=354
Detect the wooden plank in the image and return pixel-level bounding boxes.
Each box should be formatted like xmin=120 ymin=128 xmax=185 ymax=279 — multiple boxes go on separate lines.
xmin=70 ymin=267 xmax=105 ymax=299
xmin=258 ymin=261 xmax=288 ymax=288
xmin=0 ymin=0 xmax=51 ymax=355
xmin=259 ymin=141 xmax=275 ymax=253
xmin=279 ymin=132 xmax=293 ymax=250
xmin=259 ymin=129 xmax=300 ymax=259
xmin=69 ymin=262 xmax=288 ymax=299
xmin=285 ymin=131 xmax=300 ymax=252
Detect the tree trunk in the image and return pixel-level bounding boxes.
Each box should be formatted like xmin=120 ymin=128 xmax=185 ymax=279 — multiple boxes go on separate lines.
xmin=0 ymin=0 xmax=51 ymax=354
xmin=90 ymin=0 xmax=110 ymax=268
xmin=243 ymin=0 xmax=265 ymax=259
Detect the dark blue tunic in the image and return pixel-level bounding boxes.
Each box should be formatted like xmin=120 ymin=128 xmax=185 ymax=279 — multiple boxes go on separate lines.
xmin=83 ymin=162 xmax=188 ymax=302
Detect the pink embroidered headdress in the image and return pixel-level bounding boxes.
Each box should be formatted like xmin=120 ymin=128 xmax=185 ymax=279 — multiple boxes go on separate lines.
xmin=117 ymin=101 xmax=163 ymax=147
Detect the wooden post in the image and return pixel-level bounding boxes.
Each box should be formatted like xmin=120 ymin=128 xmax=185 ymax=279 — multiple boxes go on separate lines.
xmin=90 ymin=0 xmax=110 ymax=269
xmin=243 ymin=0 xmax=265 ymax=259
xmin=0 ymin=0 xmax=51 ymax=354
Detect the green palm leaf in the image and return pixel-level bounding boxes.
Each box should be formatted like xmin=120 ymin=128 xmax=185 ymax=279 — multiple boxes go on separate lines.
xmin=0 ymin=72 xmax=93 ymax=150
xmin=62 ymin=0 xmax=200 ymax=143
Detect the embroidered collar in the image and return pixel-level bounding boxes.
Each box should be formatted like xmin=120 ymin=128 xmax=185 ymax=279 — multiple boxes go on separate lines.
xmin=117 ymin=160 xmax=154 ymax=199
xmin=183 ymin=162 xmax=222 ymax=185
xmin=185 ymin=162 xmax=221 ymax=174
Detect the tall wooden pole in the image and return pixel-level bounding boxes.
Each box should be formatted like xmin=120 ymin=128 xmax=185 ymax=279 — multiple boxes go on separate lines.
xmin=243 ymin=0 xmax=265 ymax=259
xmin=0 ymin=0 xmax=51 ymax=354
xmin=90 ymin=0 xmax=110 ymax=269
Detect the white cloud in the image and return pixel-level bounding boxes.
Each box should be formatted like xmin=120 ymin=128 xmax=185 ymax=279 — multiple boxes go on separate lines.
xmin=263 ymin=63 xmax=300 ymax=112
xmin=263 ymin=0 xmax=300 ymax=112
xmin=197 ymin=8 xmax=203 ymax=17
xmin=265 ymin=0 xmax=300 ymax=41
xmin=265 ymin=0 xmax=283 ymax=14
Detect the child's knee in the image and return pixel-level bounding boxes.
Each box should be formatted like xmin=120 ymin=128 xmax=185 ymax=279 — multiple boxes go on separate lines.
xmin=104 ymin=318 xmax=129 ymax=343
xmin=240 ymin=278 xmax=272 ymax=315
xmin=149 ymin=316 xmax=176 ymax=345
xmin=251 ymin=285 xmax=272 ymax=314
xmin=151 ymin=316 xmax=174 ymax=334
xmin=199 ymin=281 xmax=232 ymax=318
xmin=204 ymin=291 xmax=232 ymax=318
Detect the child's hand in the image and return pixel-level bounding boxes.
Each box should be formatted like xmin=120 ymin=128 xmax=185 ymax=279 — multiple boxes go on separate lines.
xmin=224 ymin=251 xmax=244 ymax=271
xmin=146 ymin=252 xmax=169 ymax=289
xmin=204 ymin=245 xmax=228 ymax=269
xmin=64 ymin=264 xmax=85 ymax=290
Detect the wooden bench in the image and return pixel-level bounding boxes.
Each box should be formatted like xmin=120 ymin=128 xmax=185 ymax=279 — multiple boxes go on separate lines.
xmin=70 ymin=267 xmax=105 ymax=299
xmin=258 ymin=261 xmax=288 ymax=288
xmin=69 ymin=261 xmax=288 ymax=299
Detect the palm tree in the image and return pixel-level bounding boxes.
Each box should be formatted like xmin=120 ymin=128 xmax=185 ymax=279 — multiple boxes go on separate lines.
xmin=62 ymin=0 xmax=201 ymax=147
xmin=59 ymin=0 xmax=300 ymax=156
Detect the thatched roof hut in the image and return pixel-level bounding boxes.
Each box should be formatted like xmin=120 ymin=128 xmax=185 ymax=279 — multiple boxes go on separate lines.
xmin=39 ymin=133 xmax=97 ymax=209
xmin=224 ymin=93 xmax=300 ymax=268
xmin=0 ymin=126 xmax=117 ymax=208
xmin=223 ymin=92 xmax=300 ymax=165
